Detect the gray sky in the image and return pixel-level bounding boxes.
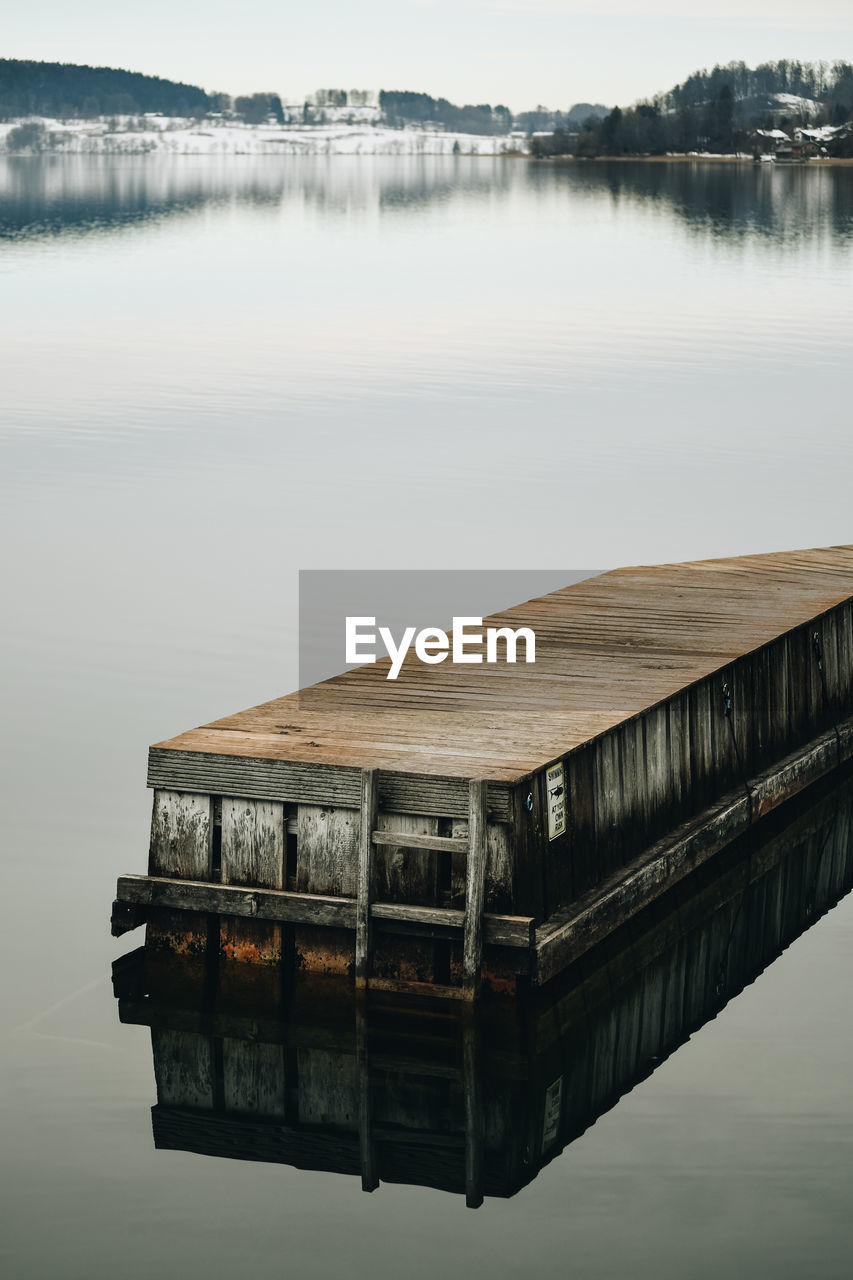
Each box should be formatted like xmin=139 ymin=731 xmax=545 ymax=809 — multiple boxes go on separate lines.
xmin=5 ymin=0 xmax=853 ymax=110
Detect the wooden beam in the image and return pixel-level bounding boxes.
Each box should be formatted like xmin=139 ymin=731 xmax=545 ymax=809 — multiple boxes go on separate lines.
xmin=463 ymin=780 xmax=488 ymax=999
xmin=463 ymin=1019 xmax=484 ymax=1209
xmin=147 ymin=749 xmax=513 ymax=820
xmin=372 ymin=902 xmax=534 ymax=948
xmin=356 ymin=1005 xmax=378 ymax=1192
xmin=113 ymin=874 xmax=535 ymax=946
xmin=371 ymin=830 xmax=469 ymax=854
xmin=366 ymin=977 xmax=473 ymax=1002
xmin=355 ymin=769 xmax=378 ymax=989
xmin=116 ymin=874 xmax=355 ymax=927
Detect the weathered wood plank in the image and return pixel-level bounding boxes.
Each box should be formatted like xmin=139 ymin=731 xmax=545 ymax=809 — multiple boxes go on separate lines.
xmin=463 ymin=1021 xmax=484 ymax=1209
xmin=114 ymin=874 xmax=534 ymax=945
xmin=296 ymin=804 xmax=359 ymax=897
xmin=463 ymin=780 xmax=488 ymax=998
xmin=372 ymin=830 xmax=469 ymax=854
xmin=221 ymin=798 xmax=284 ymax=889
xmin=220 ymin=797 xmax=285 ymax=966
xmin=372 ymin=902 xmax=534 ymax=948
xmin=149 ymin=750 xmax=512 ymax=818
xmin=297 ymin=1048 xmax=358 ymax=1126
xmin=119 ymin=874 xmax=356 ymax=926
xmin=149 ymin=791 xmax=212 ymax=879
xmin=355 ymin=769 xmax=378 ymax=989
xmin=365 ymin=977 xmax=474 ymax=1001
xmin=152 ymin=1029 xmax=214 ymax=1109
xmin=374 ymin=811 xmax=441 ymax=908
xmin=356 ymin=1006 xmax=378 ymax=1192
xmin=222 ymin=1040 xmax=285 ymax=1116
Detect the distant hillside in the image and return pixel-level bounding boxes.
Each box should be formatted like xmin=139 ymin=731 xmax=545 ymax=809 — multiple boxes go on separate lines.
xmin=379 ymin=90 xmax=512 ymax=135
xmin=670 ymin=59 xmax=853 ymax=116
xmin=533 ymin=59 xmax=853 ymax=158
xmin=0 ymin=59 xmax=215 ymax=120
xmin=565 ymin=103 xmax=609 ymax=126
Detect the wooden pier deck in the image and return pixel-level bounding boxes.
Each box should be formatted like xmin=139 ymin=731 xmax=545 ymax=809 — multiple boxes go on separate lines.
xmin=113 ymin=546 xmax=853 ymax=998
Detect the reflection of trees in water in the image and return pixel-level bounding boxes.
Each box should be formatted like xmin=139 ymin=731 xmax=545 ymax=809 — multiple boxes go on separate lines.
xmin=3 ymin=155 xmax=852 ymax=247
xmin=0 ymin=155 xmax=289 ymax=238
xmin=537 ymin=160 xmax=853 ymax=248
xmin=0 ymin=154 xmax=518 ymax=239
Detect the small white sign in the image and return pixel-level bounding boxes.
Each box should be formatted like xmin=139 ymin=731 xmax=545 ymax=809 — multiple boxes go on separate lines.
xmin=546 ymin=761 xmax=566 ymax=841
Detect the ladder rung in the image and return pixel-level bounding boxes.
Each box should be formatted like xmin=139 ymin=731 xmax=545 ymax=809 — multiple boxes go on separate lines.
xmin=371 ymin=831 xmax=469 ymax=854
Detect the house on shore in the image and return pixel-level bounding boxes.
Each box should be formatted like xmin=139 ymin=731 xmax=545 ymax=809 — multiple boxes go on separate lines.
xmin=751 ymin=123 xmax=851 ymax=162
xmin=750 ymin=128 xmax=792 ymax=161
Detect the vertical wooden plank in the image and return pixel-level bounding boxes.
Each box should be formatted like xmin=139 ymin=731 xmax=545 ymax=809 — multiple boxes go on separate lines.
xmin=770 ymin=634 xmax=790 ymax=761
xmin=151 ymin=1029 xmax=214 ymax=1109
xmin=452 ymin=817 xmax=514 ymax=913
xmin=463 ymin=1018 xmax=484 ymax=1209
xmin=567 ymin=747 xmax=597 ymax=899
xmin=485 ymin=822 xmax=515 ymax=914
xmin=752 ymin=647 xmax=771 ymax=774
xmin=294 ymin=801 xmax=359 ymax=976
xmin=355 ymin=769 xmax=378 ymax=990
xmin=593 ymin=733 xmax=620 ymax=880
xmin=296 ymin=805 xmax=359 ymax=896
xmin=617 ymin=720 xmax=641 ymax=857
xmin=632 ymin=714 xmax=650 ymax=847
xmin=297 ymin=1048 xmax=358 ymax=1126
xmin=463 ymin=780 xmax=487 ymax=999
xmin=371 ymin=809 xmax=441 ymax=983
xmin=221 ymin=798 xmax=284 ymax=888
xmin=731 ymin=657 xmax=754 ymax=782
xmin=220 ymin=797 xmax=284 ymax=965
xmin=356 ymin=1004 xmax=378 ymax=1191
xmin=644 ymin=705 xmax=669 ymax=846
xmin=667 ymin=694 xmax=688 ymax=831
xmin=838 ymin=601 xmax=853 ymax=713
xmin=222 ymin=1040 xmax=286 ymax=1116
xmin=689 ymin=678 xmax=712 ymax=811
xmin=788 ymin=626 xmax=809 ymax=749
xmin=823 ymin=607 xmax=842 ymax=728
xmin=149 ymin=790 xmax=212 ymax=879
xmin=374 ymin=812 xmax=440 ymax=905
xmin=450 ymin=816 xmax=469 ymax=905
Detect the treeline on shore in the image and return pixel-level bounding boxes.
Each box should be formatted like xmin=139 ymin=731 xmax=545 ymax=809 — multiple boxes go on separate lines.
xmin=0 ymin=60 xmax=291 ymax=125
xmin=3 ymin=57 xmax=853 ymax=154
xmin=378 ymin=91 xmax=512 ymax=135
xmin=0 ymin=59 xmax=219 ymax=119
xmin=532 ymin=60 xmax=853 ymax=158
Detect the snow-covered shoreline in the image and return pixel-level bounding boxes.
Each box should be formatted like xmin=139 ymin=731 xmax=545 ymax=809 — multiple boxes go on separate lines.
xmin=0 ymin=115 xmax=528 ymax=156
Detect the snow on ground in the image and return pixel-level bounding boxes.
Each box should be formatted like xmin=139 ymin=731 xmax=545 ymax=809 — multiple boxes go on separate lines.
xmin=771 ymin=93 xmax=820 ymax=117
xmin=0 ymin=116 xmax=527 ymax=156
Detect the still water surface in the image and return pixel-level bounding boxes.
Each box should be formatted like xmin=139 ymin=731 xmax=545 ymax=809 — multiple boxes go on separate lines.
xmin=2 ymin=156 xmax=853 ymax=1277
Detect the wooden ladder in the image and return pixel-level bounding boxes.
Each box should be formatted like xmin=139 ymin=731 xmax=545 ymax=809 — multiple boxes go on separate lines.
xmin=355 ymin=769 xmax=488 ymax=1000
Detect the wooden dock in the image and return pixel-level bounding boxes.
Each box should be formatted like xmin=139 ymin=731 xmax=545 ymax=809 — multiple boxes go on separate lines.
xmin=112 ymin=546 xmax=853 ymax=998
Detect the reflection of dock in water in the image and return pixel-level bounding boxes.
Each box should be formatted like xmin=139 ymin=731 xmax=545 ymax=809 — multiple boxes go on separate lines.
xmin=114 ymin=772 xmax=853 ymax=1207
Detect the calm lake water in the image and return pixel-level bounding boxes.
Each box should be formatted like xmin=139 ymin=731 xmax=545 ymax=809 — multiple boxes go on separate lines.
xmin=2 ymin=155 xmax=853 ymax=1278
